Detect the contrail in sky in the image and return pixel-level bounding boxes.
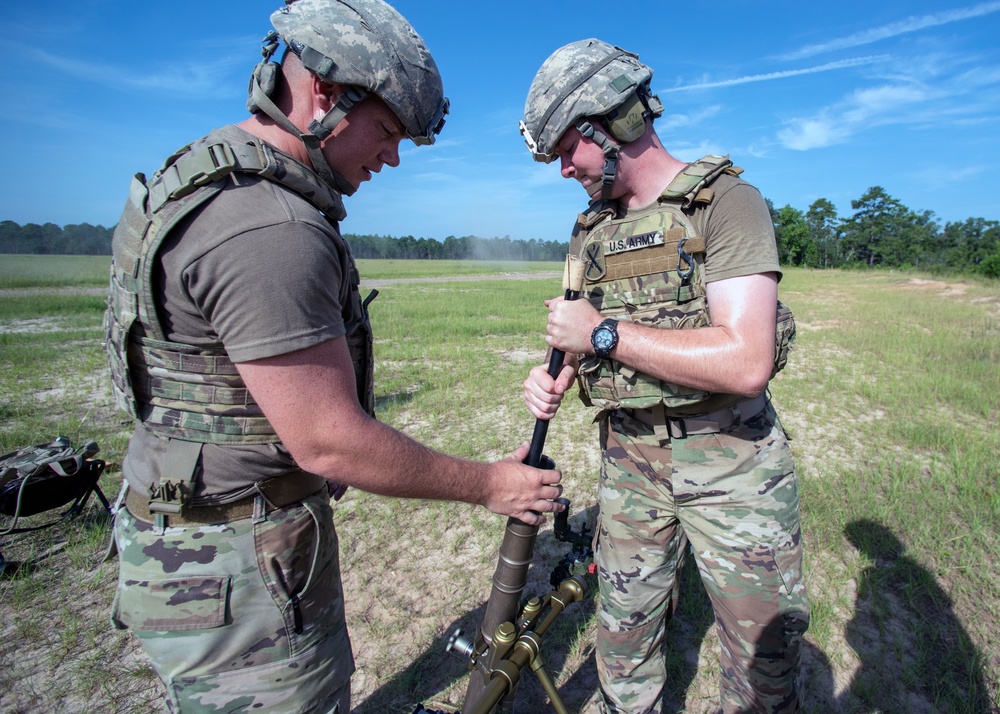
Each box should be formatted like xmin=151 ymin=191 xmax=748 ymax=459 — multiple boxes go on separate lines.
xmin=663 ymin=56 xmax=887 ymax=92
xmin=779 ymin=1 xmax=1000 ymax=60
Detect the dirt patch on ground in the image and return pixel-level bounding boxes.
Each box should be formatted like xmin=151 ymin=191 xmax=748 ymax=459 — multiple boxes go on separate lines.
xmin=0 ymin=317 xmax=67 ymax=334
xmin=904 ymin=277 xmax=970 ymax=297
xmin=497 ymin=347 xmax=547 ymax=365
xmin=0 ymin=286 xmax=107 ymax=299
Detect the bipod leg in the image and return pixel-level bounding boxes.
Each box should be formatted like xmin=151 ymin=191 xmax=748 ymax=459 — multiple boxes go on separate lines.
xmin=529 ymin=653 xmax=569 ymax=714
xmin=93 ymin=485 xmax=112 ymax=515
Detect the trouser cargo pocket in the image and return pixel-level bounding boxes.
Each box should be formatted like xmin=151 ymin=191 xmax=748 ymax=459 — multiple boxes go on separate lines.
xmin=112 ymin=575 xmax=229 ymax=631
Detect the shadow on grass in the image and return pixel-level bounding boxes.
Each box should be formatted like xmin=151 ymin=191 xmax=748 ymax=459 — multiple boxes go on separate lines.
xmin=358 ymin=519 xmax=995 ymax=712
xmin=836 ymin=518 xmax=993 ymax=713
xmin=759 ymin=519 xmax=993 ymax=713
xmin=661 ymin=547 xmax=716 ymax=713
xmin=355 ymin=508 xmax=998 ymax=712
xmin=375 ymin=385 xmax=422 ymax=413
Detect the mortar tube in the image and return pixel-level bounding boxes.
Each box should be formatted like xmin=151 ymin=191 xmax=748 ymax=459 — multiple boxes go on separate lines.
xmin=462 ymin=256 xmax=585 ymax=713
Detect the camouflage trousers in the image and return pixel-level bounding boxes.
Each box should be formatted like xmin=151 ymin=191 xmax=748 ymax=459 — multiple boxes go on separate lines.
xmin=111 ymin=488 xmax=354 ymax=713
xmin=594 ymin=401 xmax=809 ymax=714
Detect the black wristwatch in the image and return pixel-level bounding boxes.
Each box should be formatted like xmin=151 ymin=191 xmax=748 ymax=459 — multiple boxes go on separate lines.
xmin=591 ymin=318 xmax=619 ymax=358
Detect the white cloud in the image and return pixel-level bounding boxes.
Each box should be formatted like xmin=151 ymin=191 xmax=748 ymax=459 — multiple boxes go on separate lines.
xmin=736 ymin=142 xmax=771 ymax=160
xmin=846 ymin=84 xmax=933 ymax=120
xmin=776 ymin=48 xmax=1000 ymax=152
xmin=659 ymin=106 xmax=723 ymax=132
xmin=912 ymin=164 xmax=992 ymax=184
xmin=668 ymin=140 xmax=730 ymax=163
xmin=778 ymin=116 xmax=851 ymax=151
xmin=27 ymin=48 xmax=240 ymax=97
xmin=780 ymin=1 xmax=1000 ymax=60
xmin=777 ymin=82 xmax=929 ymax=150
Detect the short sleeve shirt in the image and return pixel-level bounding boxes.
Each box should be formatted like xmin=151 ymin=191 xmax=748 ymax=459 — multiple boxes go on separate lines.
xmin=688 ymin=173 xmax=782 ymax=284
xmin=122 ymin=125 xmax=354 ymax=501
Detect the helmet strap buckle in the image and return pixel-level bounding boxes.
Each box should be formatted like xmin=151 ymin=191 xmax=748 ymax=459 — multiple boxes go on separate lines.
xmin=310 ymin=86 xmax=368 ymax=141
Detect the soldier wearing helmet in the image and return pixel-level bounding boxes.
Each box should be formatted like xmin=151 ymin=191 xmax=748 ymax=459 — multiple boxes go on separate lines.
xmin=105 ymin=2 xmax=564 ymax=711
xmin=521 ymin=39 xmax=808 ymax=713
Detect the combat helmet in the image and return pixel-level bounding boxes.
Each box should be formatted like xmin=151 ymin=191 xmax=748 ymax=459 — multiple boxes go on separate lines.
xmin=248 ymin=0 xmax=449 ymax=195
xmin=520 ymin=39 xmax=663 ymax=200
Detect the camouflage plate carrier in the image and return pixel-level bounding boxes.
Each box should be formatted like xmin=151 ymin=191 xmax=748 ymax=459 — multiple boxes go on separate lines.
xmin=103 ymin=131 xmax=375 ymax=514
xmin=570 ymin=154 xmax=796 ymax=418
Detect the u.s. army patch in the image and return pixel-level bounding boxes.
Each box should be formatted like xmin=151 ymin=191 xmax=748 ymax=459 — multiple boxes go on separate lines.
xmin=604 ymin=230 xmax=664 ymax=255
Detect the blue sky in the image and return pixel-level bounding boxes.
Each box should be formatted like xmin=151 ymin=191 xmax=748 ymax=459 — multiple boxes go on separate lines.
xmin=3 ymin=1 xmax=999 ymax=243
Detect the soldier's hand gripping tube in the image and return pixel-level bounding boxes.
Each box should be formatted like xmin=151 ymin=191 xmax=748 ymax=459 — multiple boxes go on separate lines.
xmin=461 ymin=256 xmax=585 ymax=714
xmin=525 ymin=256 xmax=583 ymax=468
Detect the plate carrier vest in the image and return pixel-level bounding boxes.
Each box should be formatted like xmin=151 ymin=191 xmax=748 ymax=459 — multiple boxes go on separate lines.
xmin=104 ymin=131 xmax=375 ymax=512
xmin=570 ymin=154 xmax=795 ymax=417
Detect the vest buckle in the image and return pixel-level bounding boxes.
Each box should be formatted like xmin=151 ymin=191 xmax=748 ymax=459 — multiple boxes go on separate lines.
xmin=166 ymin=143 xmax=237 ymax=200
xmin=147 ymin=480 xmax=186 ymax=515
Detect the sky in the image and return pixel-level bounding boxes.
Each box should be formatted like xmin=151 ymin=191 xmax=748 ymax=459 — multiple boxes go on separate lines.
xmin=3 ymin=0 xmax=999 ymax=243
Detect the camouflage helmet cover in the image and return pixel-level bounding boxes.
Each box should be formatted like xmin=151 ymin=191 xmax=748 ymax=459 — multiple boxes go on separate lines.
xmin=521 ymin=39 xmax=660 ymax=162
xmin=272 ymin=0 xmax=448 ymax=145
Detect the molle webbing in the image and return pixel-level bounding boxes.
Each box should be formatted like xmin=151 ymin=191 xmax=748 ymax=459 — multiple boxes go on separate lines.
xmin=106 ymin=162 xmax=279 ymax=443
xmin=149 ymin=142 xmax=237 ymax=206
xmin=572 ymin=155 xmax=739 ymax=415
xmin=147 ymin=140 xmax=346 ymax=220
xmin=131 ymin=337 xmax=276 ymax=443
xmin=105 ymin=133 xmax=352 ymax=445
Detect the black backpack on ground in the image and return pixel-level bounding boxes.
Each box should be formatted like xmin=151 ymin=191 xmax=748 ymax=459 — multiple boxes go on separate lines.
xmin=0 ymin=437 xmax=112 ymax=570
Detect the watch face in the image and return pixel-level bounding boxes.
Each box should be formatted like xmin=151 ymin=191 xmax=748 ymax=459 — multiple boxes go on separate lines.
xmin=594 ymin=327 xmax=616 ymax=352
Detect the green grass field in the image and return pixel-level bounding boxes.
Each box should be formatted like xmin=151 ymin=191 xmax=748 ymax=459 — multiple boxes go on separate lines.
xmin=1 ymin=255 xmax=997 ymax=712
xmin=0 ymin=254 xmax=560 ymax=288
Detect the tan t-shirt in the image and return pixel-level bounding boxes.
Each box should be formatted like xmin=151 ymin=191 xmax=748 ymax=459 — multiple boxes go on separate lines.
xmin=686 ymin=173 xmax=782 ymax=284
xmin=122 ymin=125 xmax=353 ymax=503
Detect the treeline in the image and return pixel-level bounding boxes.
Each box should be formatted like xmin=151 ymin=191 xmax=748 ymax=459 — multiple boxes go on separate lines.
xmin=3 ymin=185 xmax=998 ymax=277
xmin=344 ymin=233 xmax=569 ymax=261
xmin=0 ymin=220 xmax=113 ymax=255
xmin=0 ymin=219 xmax=570 ymax=263
xmin=771 ymin=186 xmax=1000 ymax=278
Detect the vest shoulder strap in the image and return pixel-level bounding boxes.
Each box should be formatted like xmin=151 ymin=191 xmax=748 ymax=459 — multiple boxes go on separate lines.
xmin=659 ymin=154 xmax=743 ymax=208
xmin=571 ymin=154 xmax=745 ymax=243
xmin=146 ymin=136 xmax=346 ymax=220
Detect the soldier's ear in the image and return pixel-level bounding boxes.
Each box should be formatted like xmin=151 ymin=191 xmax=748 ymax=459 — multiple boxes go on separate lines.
xmin=313 ymin=78 xmax=344 ymax=114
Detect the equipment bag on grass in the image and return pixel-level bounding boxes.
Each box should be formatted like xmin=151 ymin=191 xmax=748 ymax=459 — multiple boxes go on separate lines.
xmin=0 ymin=437 xmax=110 ymax=536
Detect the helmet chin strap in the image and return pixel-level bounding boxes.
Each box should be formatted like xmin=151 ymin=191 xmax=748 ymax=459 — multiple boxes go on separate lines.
xmin=576 ymin=119 xmax=619 ymax=201
xmin=248 ymin=66 xmax=367 ymax=197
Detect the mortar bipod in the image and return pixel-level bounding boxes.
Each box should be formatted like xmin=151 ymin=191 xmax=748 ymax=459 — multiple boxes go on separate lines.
xmin=444 ymin=573 xmax=588 ymax=714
